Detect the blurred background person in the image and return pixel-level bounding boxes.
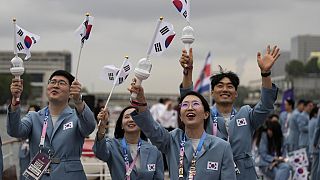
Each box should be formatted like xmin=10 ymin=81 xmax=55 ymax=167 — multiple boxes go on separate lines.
xmin=279 ymin=98 xmax=294 ymax=153
xmin=309 ymin=106 xmax=319 ymax=180
xmin=256 ymin=120 xmax=291 ymax=180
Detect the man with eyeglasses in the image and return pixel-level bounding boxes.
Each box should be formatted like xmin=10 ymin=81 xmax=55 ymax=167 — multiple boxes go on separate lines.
xmin=7 ymin=70 xmax=96 ymax=180
xmin=179 ymin=46 xmax=280 ymax=180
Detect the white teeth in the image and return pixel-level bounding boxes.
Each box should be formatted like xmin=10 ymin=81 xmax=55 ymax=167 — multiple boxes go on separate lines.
xmin=186 ymin=113 xmax=196 ymax=117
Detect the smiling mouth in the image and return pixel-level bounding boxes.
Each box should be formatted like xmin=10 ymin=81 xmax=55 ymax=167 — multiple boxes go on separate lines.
xmin=127 ymin=124 xmax=136 ymax=128
xmin=186 ymin=113 xmax=196 ymax=118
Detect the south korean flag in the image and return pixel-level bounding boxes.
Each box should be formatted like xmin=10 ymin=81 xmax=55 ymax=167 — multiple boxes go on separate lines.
xmin=207 ymin=161 xmax=218 ymax=171
xmin=236 ymin=118 xmax=247 ymax=127
xmin=147 ymin=164 xmax=156 ymax=171
xmin=100 ymin=58 xmax=132 ymax=86
xmin=150 ymin=20 xmax=175 ymax=56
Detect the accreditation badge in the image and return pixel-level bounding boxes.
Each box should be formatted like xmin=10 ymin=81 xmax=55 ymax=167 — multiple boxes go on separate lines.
xmin=23 ymin=152 xmax=51 ymax=180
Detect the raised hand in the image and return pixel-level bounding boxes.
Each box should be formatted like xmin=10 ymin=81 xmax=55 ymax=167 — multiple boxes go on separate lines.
xmin=70 ymin=80 xmax=82 ymax=103
xmin=179 ymin=48 xmax=193 ymax=70
xmin=10 ymin=78 xmax=23 ymax=105
xmin=257 ymin=45 xmax=280 ymax=73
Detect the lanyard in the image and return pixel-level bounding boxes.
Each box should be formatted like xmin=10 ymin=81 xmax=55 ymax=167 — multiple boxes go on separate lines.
xmin=178 ymin=132 xmax=206 ymax=180
xmin=39 ymin=107 xmax=49 ymax=148
xmin=211 ymin=107 xmax=236 ymax=136
xmin=121 ymin=138 xmax=142 ymax=180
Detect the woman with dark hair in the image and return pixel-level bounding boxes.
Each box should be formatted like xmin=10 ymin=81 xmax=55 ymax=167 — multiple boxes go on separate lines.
xmin=93 ymin=106 xmax=164 ymax=180
xmin=257 ymin=120 xmax=291 ymax=180
xmin=128 ymin=81 xmax=236 ymax=180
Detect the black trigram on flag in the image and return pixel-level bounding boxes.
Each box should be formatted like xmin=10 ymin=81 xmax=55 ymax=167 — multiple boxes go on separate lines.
xmin=17 ymin=42 xmax=24 ymax=51
xmin=183 ymin=11 xmax=188 ymax=18
xmin=118 ymin=77 xmax=124 ymax=84
xmin=108 ymin=73 xmax=114 ymax=80
xmin=17 ymin=29 xmax=24 ymax=37
xmin=154 ymin=42 xmax=162 ymax=52
xmin=123 ymin=65 xmax=130 ymax=72
xmin=160 ymin=26 xmax=169 ymax=35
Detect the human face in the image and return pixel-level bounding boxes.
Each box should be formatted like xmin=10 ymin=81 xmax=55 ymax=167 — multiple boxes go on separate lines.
xmin=46 ymin=75 xmax=70 ymax=104
xmin=179 ymin=95 xmax=209 ymax=129
xmin=284 ymin=101 xmax=291 ymax=111
xmin=211 ymin=77 xmax=237 ymax=105
xmin=305 ymin=102 xmax=314 ymax=113
xmin=122 ymin=108 xmax=140 ymax=133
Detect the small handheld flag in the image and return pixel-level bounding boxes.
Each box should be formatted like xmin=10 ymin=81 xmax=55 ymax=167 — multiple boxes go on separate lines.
xmin=148 ymin=17 xmax=175 ymax=56
xmin=74 ymin=13 xmax=94 ymax=79
xmin=14 ymin=20 xmax=40 ymax=60
xmin=172 ymin=0 xmax=190 ymax=23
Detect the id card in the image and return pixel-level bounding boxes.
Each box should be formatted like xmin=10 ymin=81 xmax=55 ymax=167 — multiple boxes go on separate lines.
xmin=23 ymin=152 xmax=51 ymax=180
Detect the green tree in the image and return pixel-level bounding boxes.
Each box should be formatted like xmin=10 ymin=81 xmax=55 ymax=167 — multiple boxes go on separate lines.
xmin=285 ymin=60 xmax=305 ymax=77
xmin=304 ymin=57 xmax=320 ymax=74
xmin=235 ymin=86 xmax=249 ymax=107
xmin=0 ymin=73 xmax=31 ymax=105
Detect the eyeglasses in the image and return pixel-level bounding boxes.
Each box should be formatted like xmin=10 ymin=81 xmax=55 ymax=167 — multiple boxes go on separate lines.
xmin=48 ymin=79 xmax=68 ymax=86
xmin=180 ymin=101 xmax=202 ymax=110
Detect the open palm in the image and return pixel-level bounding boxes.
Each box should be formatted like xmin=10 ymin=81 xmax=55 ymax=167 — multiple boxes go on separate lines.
xmin=257 ymin=45 xmax=280 ymax=72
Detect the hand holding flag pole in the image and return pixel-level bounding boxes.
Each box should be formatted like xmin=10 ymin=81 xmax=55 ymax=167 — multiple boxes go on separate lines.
xmin=10 ymin=18 xmax=24 ymax=103
xmin=75 ymin=13 xmax=93 ymax=80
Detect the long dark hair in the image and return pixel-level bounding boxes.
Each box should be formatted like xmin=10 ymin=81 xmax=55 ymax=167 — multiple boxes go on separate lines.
xmin=177 ymin=91 xmax=210 ymax=131
xmin=114 ymin=106 xmax=147 ymax=141
xmin=265 ymin=120 xmax=283 ymax=156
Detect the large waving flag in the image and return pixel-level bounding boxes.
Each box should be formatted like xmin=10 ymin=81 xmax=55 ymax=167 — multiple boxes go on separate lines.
xmin=100 ymin=59 xmax=132 ymax=86
xmin=149 ymin=20 xmax=175 ymax=56
xmin=194 ymin=52 xmax=212 ymax=94
xmin=14 ymin=24 xmax=40 ymax=60
xmin=172 ymin=0 xmax=190 ymax=22
xmin=75 ymin=14 xmax=93 ymax=44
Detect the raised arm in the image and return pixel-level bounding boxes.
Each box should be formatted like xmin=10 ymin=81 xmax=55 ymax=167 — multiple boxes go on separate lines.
xmin=128 ymin=79 xmax=172 ymax=152
xmin=71 ymin=80 xmax=96 ymax=137
xmin=93 ymin=108 xmax=113 ymax=162
xmin=257 ymin=45 xmax=280 ymax=89
xmin=179 ymin=48 xmax=194 ymax=97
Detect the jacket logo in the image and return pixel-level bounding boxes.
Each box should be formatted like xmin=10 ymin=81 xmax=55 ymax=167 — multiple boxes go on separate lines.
xmin=63 ymin=122 xmax=73 ymax=130
xmin=236 ymin=118 xmax=247 ymax=127
xmin=147 ymin=164 xmax=155 ymax=171
xmin=207 ymin=161 xmax=218 ymax=170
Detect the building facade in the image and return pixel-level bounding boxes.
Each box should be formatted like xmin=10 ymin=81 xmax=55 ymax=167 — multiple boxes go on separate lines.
xmin=0 ymin=51 xmax=71 ymax=106
xmin=291 ymin=35 xmax=320 ymax=63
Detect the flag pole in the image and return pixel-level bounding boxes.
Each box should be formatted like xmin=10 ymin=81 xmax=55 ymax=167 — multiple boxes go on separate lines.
xmin=13 ymin=18 xmax=17 ymax=55
xmin=75 ymin=13 xmax=89 ymax=80
xmin=98 ymin=56 xmax=129 ymax=126
xmin=146 ymin=16 xmax=163 ymax=59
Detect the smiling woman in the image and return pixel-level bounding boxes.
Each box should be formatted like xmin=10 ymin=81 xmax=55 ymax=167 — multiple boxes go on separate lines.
xmin=127 ymin=81 xmax=236 ymax=180
xmin=93 ymin=106 xmax=164 ymax=180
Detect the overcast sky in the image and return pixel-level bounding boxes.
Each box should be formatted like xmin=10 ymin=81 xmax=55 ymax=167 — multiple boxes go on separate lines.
xmin=1 ymin=0 xmax=320 ymax=94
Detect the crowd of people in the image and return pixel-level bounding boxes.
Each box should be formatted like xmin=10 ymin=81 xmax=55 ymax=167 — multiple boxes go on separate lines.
xmin=1 ymin=45 xmax=320 ymax=180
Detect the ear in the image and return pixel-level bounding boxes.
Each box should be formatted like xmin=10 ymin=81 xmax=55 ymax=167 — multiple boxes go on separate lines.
xmin=204 ymin=111 xmax=210 ymax=120
xmin=235 ymin=91 xmax=238 ymax=98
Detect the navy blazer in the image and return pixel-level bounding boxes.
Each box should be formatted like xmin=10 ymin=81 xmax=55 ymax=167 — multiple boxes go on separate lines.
xmin=7 ymin=104 xmax=96 ymax=180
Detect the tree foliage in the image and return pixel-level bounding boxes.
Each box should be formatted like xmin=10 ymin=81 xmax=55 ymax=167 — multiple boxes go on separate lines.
xmin=285 ymin=60 xmax=305 ymax=77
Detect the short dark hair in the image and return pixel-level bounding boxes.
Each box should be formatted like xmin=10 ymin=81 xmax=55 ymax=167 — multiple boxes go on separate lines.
xmin=210 ymin=71 xmax=240 ymax=90
xmin=177 ymin=91 xmax=210 ymax=131
xmin=285 ymin=99 xmax=295 ymax=109
xmin=114 ymin=106 xmax=147 ymax=141
xmin=49 ymin=70 xmax=75 ymax=85
xmin=297 ymin=99 xmax=306 ymax=106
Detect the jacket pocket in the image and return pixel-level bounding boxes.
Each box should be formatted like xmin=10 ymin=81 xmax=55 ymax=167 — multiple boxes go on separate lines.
xmin=243 ymin=158 xmax=254 ymax=168
xmin=64 ymin=161 xmax=84 ymax=172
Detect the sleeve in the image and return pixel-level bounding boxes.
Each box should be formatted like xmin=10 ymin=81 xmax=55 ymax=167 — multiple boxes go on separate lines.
xmin=179 ymin=83 xmax=193 ymax=98
xmin=313 ymin=116 xmax=320 ymax=147
xmin=153 ymin=150 xmax=164 ymax=180
xmin=221 ymin=142 xmax=237 ymax=180
xmin=7 ymin=106 xmax=32 ymax=138
xmin=297 ymin=114 xmax=309 ymax=133
xmin=77 ymin=103 xmax=96 ymax=137
xmin=249 ymin=83 xmax=278 ymax=130
xmin=258 ymin=133 xmax=275 ymax=163
xmin=131 ymin=110 xmax=172 ymax=153
xmin=92 ymin=136 xmax=113 ymax=162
